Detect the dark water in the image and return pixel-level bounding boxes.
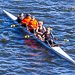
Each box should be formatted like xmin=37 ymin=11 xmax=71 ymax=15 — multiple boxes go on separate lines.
xmin=0 ymin=0 xmax=75 ymax=75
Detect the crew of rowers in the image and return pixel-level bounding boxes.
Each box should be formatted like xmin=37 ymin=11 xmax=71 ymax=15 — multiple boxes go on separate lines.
xmin=17 ymin=13 xmax=56 ymax=47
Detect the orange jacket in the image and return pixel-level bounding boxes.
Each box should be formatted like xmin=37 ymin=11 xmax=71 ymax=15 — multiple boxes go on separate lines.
xmin=28 ymin=19 xmax=38 ymax=30
xmin=21 ymin=16 xmax=31 ymax=25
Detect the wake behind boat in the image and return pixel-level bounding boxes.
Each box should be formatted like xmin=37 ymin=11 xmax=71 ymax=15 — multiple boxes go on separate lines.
xmin=3 ymin=10 xmax=75 ymax=64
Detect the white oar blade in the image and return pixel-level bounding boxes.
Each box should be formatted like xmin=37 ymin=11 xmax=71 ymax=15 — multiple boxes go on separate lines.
xmin=3 ymin=10 xmax=17 ymax=20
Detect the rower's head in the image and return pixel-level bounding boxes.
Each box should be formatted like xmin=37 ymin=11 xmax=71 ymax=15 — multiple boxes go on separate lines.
xmin=17 ymin=13 xmax=21 ymax=17
xmin=21 ymin=13 xmax=24 ymax=17
xmin=25 ymin=14 xmax=31 ymax=18
xmin=46 ymin=27 xmax=52 ymax=32
xmin=38 ymin=21 xmax=43 ymax=26
xmin=18 ymin=13 xmax=25 ymax=20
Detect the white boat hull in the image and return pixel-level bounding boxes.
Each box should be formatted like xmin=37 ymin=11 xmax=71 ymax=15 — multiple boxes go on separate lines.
xmin=3 ymin=10 xmax=75 ymax=64
xmin=3 ymin=10 xmax=17 ymax=20
xmin=52 ymin=47 xmax=75 ymax=64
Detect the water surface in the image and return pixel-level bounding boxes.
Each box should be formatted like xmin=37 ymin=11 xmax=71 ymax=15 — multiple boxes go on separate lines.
xmin=0 ymin=0 xmax=75 ymax=75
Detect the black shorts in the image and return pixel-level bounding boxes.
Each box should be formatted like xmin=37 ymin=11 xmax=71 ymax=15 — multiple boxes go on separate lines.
xmin=45 ymin=40 xmax=56 ymax=45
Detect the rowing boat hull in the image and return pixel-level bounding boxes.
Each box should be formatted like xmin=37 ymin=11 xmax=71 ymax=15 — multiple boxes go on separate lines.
xmin=3 ymin=10 xmax=75 ymax=64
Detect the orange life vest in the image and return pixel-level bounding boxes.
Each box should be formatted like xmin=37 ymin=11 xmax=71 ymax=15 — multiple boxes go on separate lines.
xmin=21 ymin=16 xmax=31 ymax=25
xmin=28 ymin=19 xmax=38 ymax=30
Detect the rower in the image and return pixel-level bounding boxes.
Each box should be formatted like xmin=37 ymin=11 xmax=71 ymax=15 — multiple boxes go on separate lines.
xmin=17 ymin=13 xmax=25 ymax=23
xmin=28 ymin=16 xmax=38 ymax=33
xmin=42 ymin=27 xmax=56 ymax=47
xmin=21 ymin=14 xmax=31 ymax=27
xmin=36 ymin=21 xmax=46 ymax=41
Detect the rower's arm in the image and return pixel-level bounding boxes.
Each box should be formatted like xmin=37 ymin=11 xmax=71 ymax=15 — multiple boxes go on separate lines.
xmin=41 ymin=32 xmax=46 ymax=37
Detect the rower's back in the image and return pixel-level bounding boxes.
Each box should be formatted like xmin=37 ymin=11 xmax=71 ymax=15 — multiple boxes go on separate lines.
xmin=21 ymin=14 xmax=31 ymax=27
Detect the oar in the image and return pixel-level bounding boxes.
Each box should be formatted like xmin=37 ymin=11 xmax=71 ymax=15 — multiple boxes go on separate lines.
xmin=50 ymin=32 xmax=64 ymax=46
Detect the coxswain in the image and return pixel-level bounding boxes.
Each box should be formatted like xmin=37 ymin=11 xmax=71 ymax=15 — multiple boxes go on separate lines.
xmin=17 ymin=13 xmax=25 ymax=23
